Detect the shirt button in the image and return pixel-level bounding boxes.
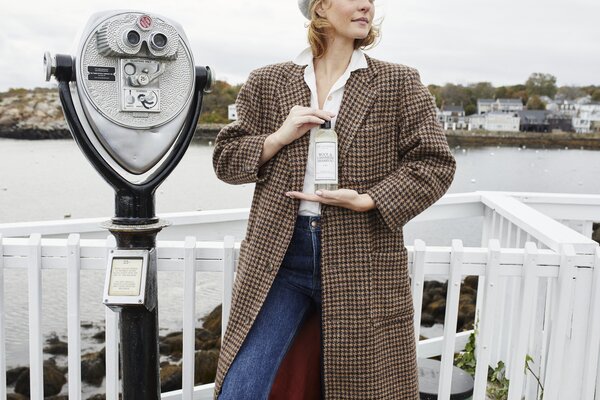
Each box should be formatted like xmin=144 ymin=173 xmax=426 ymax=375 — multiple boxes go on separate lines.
xmin=327 ymin=95 xmax=333 ymax=101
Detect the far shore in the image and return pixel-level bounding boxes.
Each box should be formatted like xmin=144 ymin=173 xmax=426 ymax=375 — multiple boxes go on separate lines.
xmin=2 ymin=125 xmax=600 ymax=150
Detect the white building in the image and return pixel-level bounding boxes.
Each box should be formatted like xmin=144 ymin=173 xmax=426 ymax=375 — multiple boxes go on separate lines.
xmin=228 ymin=104 xmax=238 ymax=121
xmin=477 ymin=98 xmax=524 ymax=114
xmin=437 ymin=105 xmax=468 ymax=130
xmin=468 ymin=112 xmax=520 ymax=132
xmin=572 ymin=103 xmax=600 ymax=133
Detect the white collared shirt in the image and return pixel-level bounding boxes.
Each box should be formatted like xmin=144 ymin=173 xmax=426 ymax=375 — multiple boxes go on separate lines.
xmin=292 ymin=47 xmax=368 ymax=216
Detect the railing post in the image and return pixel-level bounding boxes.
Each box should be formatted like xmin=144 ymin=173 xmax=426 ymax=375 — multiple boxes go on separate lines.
xmin=507 ymin=242 xmax=539 ymax=400
xmin=222 ymin=236 xmax=235 ymax=339
xmin=182 ymin=236 xmax=197 ymax=399
xmin=437 ymin=239 xmax=463 ymax=400
xmin=581 ymin=247 xmax=600 ymax=399
xmin=472 ymin=239 xmax=501 ymax=400
xmin=544 ymin=244 xmax=577 ymax=400
xmin=412 ymin=239 xmax=426 ymax=346
xmin=67 ymin=233 xmax=82 ymax=400
xmin=28 ymin=233 xmax=43 ymax=399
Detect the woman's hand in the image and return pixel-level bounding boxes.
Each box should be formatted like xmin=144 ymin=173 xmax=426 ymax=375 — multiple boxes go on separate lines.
xmin=285 ymin=189 xmax=376 ymax=212
xmin=272 ymin=106 xmax=335 ymax=146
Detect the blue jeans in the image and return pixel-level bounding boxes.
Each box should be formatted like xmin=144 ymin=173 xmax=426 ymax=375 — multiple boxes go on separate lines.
xmin=219 ymin=215 xmax=323 ymax=400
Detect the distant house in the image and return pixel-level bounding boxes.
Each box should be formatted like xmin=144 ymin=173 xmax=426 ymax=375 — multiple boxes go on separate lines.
xmin=468 ymin=112 xmax=520 ymax=132
xmin=547 ymin=113 xmax=574 ymax=132
xmin=546 ymin=99 xmax=578 ymax=117
xmin=518 ymin=110 xmax=550 ymax=132
xmin=573 ymin=103 xmax=600 ymax=133
xmin=477 ymin=98 xmax=524 ymax=114
xmin=228 ymin=104 xmax=238 ymax=121
xmin=437 ymin=105 xmax=467 ymax=130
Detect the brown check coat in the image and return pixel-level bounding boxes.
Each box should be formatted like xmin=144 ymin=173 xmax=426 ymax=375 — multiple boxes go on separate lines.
xmin=211 ymin=54 xmax=456 ymax=399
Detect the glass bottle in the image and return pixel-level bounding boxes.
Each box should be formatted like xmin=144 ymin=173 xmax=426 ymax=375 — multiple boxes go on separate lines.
xmin=314 ymin=120 xmax=338 ymax=191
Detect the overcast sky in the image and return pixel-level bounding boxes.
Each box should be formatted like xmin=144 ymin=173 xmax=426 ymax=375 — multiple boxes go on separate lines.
xmin=1 ymin=0 xmax=598 ymax=92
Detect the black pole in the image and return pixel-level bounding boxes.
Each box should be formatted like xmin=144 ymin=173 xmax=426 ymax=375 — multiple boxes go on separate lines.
xmin=53 ymin=56 xmax=210 ymax=398
xmin=111 ymin=228 xmax=161 ymax=400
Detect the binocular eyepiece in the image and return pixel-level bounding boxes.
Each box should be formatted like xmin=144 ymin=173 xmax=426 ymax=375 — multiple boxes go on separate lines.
xmin=44 ymin=10 xmax=213 ymax=187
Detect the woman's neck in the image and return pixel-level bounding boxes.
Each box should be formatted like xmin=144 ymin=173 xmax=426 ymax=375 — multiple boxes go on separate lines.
xmin=313 ymin=38 xmax=355 ymax=107
xmin=314 ymin=38 xmax=354 ymax=84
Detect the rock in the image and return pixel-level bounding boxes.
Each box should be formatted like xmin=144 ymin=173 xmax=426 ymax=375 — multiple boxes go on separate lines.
xmin=196 ymin=327 xmax=219 ymax=350
xmin=463 ymin=275 xmax=479 ymax=290
xmin=202 ymin=304 xmax=222 ymax=335
xmin=593 ymin=222 xmax=600 ymax=244
xmin=425 ymin=298 xmax=446 ymax=320
xmin=160 ymin=332 xmax=184 ymax=355
xmin=81 ymin=347 xmax=106 ymax=386
xmin=92 ymin=330 xmax=106 ymax=342
xmin=13 ymin=361 xmax=66 ymax=397
xmin=44 ymin=333 xmax=68 ymax=355
xmin=194 ymin=349 xmax=219 ymax=385
xmin=7 ymin=394 xmax=28 ymax=400
xmin=6 ymin=366 xmax=28 ymax=386
xmin=160 ymin=363 xmax=182 ymax=392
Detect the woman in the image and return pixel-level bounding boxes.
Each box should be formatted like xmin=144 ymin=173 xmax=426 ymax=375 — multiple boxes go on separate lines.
xmin=212 ymin=0 xmax=456 ymax=398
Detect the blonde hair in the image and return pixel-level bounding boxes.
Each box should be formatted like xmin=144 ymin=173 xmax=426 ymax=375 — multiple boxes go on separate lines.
xmin=307 ymin=0 xmax=381 ymax=59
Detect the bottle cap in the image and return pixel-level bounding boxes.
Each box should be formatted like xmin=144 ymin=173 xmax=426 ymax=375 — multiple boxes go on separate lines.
xmin=320 ymin=120 xmax=331 ymax=129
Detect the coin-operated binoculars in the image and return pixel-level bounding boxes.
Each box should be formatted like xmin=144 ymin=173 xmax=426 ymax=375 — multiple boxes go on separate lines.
xmin=44 ymin=10 xmax=212 ymax=398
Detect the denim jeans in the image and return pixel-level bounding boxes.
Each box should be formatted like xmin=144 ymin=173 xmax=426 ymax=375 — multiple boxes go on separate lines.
xmin=218 ymin=215 xmax=323 ymax=400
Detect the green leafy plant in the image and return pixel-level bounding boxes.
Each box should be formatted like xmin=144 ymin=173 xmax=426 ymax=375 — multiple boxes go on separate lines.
xmin=452 ymin=312 xmax=543 ymax=399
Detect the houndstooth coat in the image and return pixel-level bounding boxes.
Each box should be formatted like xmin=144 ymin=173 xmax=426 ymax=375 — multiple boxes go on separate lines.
xmin=211 ymin=54 xmax=456 ymax=399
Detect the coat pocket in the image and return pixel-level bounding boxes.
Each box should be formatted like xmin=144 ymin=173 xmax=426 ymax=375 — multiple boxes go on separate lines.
xmin=368 ymin=251 xmax=414 ymax=324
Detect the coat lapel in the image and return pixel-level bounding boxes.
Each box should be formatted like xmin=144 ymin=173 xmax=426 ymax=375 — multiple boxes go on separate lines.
xmin=277 ymin=64 xmax=312 ymax=192
xmin=335 ymin=56 xmax=378 ymax=168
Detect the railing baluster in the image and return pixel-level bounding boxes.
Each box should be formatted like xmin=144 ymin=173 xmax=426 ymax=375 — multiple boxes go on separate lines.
xmin=544 ymin=244 xmax=576 ymax=400
xmin=437 ymin=240 xmax=463 ymax=400
xmin=472 ymin=239 xmax=501 ymax=400
xmin=104 ymin=235 xmax=119 ymax=400
xmin=498 ymin=215 xmax=505 ymax=243
xmin=222 ymin=236 xmax=235 ymax=339
xmin=481 ymin=206 xmax=493 ymax=246
xmin=507 ymin=242 xmax=539 ymax=400
xmin=0 ymin=234 xmax=6 ymax=399
xmin=183 ymin=236 xmax=197 ymax=399
xmin=67 ymin=234 xmax=82 ymax=399
xmin=581 ymin=247 xmax=600 ymax=399
xmin=28 ymin=233 xmax=43 ymax=399
xmin=412 ymin=240 xmax=426 ymax=346
xmin=524 ymin=274 xmax=547 ymax=399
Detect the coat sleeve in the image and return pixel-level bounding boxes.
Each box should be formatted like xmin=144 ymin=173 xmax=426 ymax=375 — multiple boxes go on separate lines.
xmin=364 ymin=68 xmax=456 ymax=232
xmin=212 ymin=70 xmax=275 ymax=185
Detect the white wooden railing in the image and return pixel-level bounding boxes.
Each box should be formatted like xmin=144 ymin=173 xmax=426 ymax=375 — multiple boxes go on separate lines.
xmin=1 ymin=191 xmax=600 ymax=400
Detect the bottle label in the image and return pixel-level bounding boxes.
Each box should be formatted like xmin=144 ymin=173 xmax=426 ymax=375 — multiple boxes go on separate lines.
xmin=315 ymin=142 xmax=337 ymax=181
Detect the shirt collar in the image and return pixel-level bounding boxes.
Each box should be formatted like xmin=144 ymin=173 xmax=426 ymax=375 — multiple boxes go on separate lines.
xmin=293 ymin=47 xmax=368 ymax=73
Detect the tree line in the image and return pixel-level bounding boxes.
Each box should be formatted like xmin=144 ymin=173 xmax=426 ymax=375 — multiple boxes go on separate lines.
xmin=199 ymin=72 xmax=600 ymax=122
xmin=2 ymin=73 xmax=598 ymax=124
xmin=428 ymin=73 xmax=600 ymax=116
